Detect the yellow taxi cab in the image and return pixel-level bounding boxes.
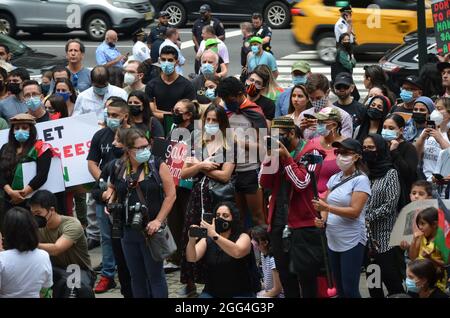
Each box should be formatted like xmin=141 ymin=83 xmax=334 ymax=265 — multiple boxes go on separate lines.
xmin=291 ymin=0 xmax=433 ymax=63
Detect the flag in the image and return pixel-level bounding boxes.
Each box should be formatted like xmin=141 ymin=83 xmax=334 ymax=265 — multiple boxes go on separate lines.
xmin=436 ymin=197 xmax=450 ymax=264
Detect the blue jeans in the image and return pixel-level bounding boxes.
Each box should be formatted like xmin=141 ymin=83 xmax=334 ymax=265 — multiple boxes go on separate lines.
xmin=95 ymin=203 xmax=115 ymax=278
xmin=328 ymin=243 xmax=365 ymax=298
xmin=121 ymin=227 xmax=168 ymax=298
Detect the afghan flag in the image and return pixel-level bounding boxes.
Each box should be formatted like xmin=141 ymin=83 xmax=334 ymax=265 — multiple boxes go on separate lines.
xmin=436 ymin=197 xmax=450 ymax=264
xmin=11 ymin=140 xmax=59 ymax=190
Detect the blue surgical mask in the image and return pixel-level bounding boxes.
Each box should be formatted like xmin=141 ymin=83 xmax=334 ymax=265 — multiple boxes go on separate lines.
xmin=160 ymin=61 xmax=175 ymax=75
xmin=201 ymin=63 xmax=215 ymax=75
xmin=381 ymin=128 xmax=398 ymax=141
xmin=292 ymin=75 xmax=307 ymax=86
xmin=56 ymin=91 xmax=71 ymax=102
xmin=205 ymin=123 xmax=220 ymax=135
xmin=93 ymin=85 xmax=108 ymax=96
xmin=14 ymin=129 xmax=30 ymax=143
xmin=26 ymin=96 xmax=42 ymax=111
xmin=400 ymin=89 xmax=414 ymax=103
xmin=251 ymin=45 xmax=259 ymax=54
xmin=405 ymin=278 xmax=419 ymax=293
xmin=106 ymin=117 xmax=121 ymax=130
xmin=316 ymin=123 xmax=330 ymax=136
xmin=205 ymin=88 xmax=216 ymax=100
xmin=135 ymin=148 xmax=151 ymax=163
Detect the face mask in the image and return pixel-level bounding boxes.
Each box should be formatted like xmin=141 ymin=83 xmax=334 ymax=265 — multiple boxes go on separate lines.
xmin=107 ymin=42 xmax=116 ymax=48
xmin=367 ymin=108 xmax=384 ymax=120
xmin=279 ymin=135 xmax=291 ymax=148
xmin=26 ymin=96 xmax=42 ymax=111
xmin=316 ymin=123 xmax=330 ymax=136
xmin=311 ymin=97 xmax=328 ymax=113
xmin=34 ymin=215 xmax=47 ymax=228
xmin=7 ymin=82 xmax=21 ymax=95
xmin=205 ymin=88 xmax=216 ymax=100
xmin=430 ymin=110 xmax=444 ymax=126
xmin=292 ymin=75 xmax=307 ymax=86
xmin=246 ymin=83 xmax=261 ymax=97
xmin=336 ymin=154 xmax=354 ymax=171
xmin=343 ymin=43 xmax=352 ymax=49
xmin=412 ymin=112 xmax=427 ymax=124
xmin=362 ymin=150 xmax=377 ymax=164
xmin=172 ymin=113 xmax=183 ymax=125
xmin=160 ymin=61 xmax=175 ymax=75
xmin=201 ymin=63 xmax=215 ymax=75
xmin=251 ymin=45 xmax=259 ymax=54
xmin=215 ymin=217 xmax=231 ymax=233
xmin=106 ymin=117 xmax=121 ymax=130
xmin=56 ymin=91 xmax=71 ymax=102
xmin=205 ymin=123 xmax=220 ymax=135
xmin=112 ymin=145 xmax=124 ymax=158
xmin=40 ymin=83 xmax=50 ymax=95
xmin=129 ymin=106 xmax=142 ymax=116
xmin=50 ymin=112 xmax=61 ymax=121
xmin=135 ymin=148 xmax=151 ymax=163
xmin=224 ymin=101 xmax=240 ymax=113
xmin=124 ymin=72 xmax=137 ymax=86
xmin=400 ymin=89 xmax=414 ymax=103
xmin=93 ymin=85 xmax=108 ymax=96
xmin=405 ymin=278 xmax=419 ymax=293
xmin=381 ymin=128 xmax=398 ymax=141
xmin=14 ymin=129 xmax=30 ymax=143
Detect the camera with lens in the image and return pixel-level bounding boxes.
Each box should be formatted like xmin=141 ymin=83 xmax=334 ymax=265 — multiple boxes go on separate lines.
xmin=300 ymin=153 xmax=323 ymax=165
xmin=129 ymin=202 xmax=149 ymax=231
xmin=108 ymin=203 xmax=124 ymax=239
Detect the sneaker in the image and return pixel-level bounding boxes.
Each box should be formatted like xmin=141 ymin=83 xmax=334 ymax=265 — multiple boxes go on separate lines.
xmin=94 ymin=276 xmax=116 ymax=294
xmin=177 ymin=284 xmax=197 ymax=298
xmin=164 ymin=260 xmax=180 ymax=273
xmin=93 ymin=262 xmax=103 ymax=274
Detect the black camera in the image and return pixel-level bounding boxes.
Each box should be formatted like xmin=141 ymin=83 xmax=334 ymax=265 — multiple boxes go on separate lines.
xmin=300 ymin=153 xmax=323 ymax=165
xmin=203 ymin=212 xmax=214 ymax=224
xmin=108 ymin=203 xmax=124 ymax=239
xmin=189 ymin=226 xmax=207 ymax=238
xmin=129 ymin=202 xmax=149 ymax=231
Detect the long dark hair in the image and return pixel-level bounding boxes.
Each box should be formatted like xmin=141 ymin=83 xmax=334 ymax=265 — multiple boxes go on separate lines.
xmin=356 ymin=95 xmax=391 ymax=143
xmin=288 ymin=84 xmax=311 ymax=114
xmin=384 ymin=113 xmax=405 ymax=140
xmin=408 ymin=259 xmax=441 ymax=290
xmin=203 ymin=103 xmax=230 ymax=139
xmin=53 ymin=78 xmax=77 ymax=103
xmin=338 ymin=33 xmax=353 ymax=55
xmin=250 ymin=224 xmax=272 ymax=256
xmin=127 ymin=90 xmax=155 ymax=128
xmin=46 ymin=94 xmax=69 ymax=118
xmin=214 ymin=201 xmax=243 ymax=239
xmin=2 ymin=207 xmax=39 ymax=252
xmin=0 ymin=123 xmax=38 ymax=182
xmin=416 ymin=207 xmax=438 ymax=228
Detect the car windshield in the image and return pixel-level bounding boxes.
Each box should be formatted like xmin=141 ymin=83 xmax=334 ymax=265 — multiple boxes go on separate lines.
xmin=0 ymin=34 xmax=32 ymax=58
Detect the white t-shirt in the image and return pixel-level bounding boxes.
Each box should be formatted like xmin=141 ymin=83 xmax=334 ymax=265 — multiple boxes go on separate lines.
xmin=422 ymin=131 xmax=450 ymax=181
xmin=198 ymin=38 xmax=229 ymax=64
xmin=261 ymin=254 xmax=275 ymax=291
xmin=132 ymin=41 xmax=150 ymax=62
xmin=0 ymin=249 xmax=53 ymax=298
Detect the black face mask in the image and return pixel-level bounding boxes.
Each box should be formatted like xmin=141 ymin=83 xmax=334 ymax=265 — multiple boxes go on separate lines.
xmin=7 ymin=82 xmax=21 ymax=95
xmin=342 ymin=43 xmax=352 ymax=49
xmin=215 ymin=217 xmax=231 ymax=233
xmin=362 ymin=150 xmax=378 ymax=164
xmin=172 ymin=113 xmax=184 ymax=125
xmin=107 ymin=42 xmax=116 ymax=48
xmin=412 ymin=112 xmax=427 ymax=124
xmin=112 ymin=145 xmax=125 ymax=158
xmin=366 ymin=108 xmax=383 ymax=120
xmin=279 ymin=135 xmax=291 ymax=149
xmin=34 ymin=215 xmax=47 ymax=228
xmin=40 ymin=83 xmax=50 ymax=96
xmin=129 ymin=106 xmax=143 ymax=116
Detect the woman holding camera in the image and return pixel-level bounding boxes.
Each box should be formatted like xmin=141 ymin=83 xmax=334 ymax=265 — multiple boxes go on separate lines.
xmin=108 ymin=128 xmax=176 ymax=298
xmin=186 ymin=202 xmax=256 ymax=298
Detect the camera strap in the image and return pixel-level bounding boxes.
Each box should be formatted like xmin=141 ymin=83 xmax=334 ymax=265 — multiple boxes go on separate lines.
xmin=329 ymin=170 xmax=361 ymax=193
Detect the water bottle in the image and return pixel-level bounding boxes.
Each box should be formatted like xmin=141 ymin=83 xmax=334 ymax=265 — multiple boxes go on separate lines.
xmin=99 ymin=178 xmax=107 ymax=191
xmin=282 ymin=225 xmax=292 ymax=253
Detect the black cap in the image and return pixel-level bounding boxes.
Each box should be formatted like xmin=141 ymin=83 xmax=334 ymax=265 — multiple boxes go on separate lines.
xmin=199 ymin=4 xmax=211 ymax=13
xmin=332 ymin=138 xmax=362 ymax=154
xmin=334 ymin=72 xmax=354 ymax=86
xmin=339 ymin=5 xmax=352 ymax=13
xmin=401 ymin=75 xmax=423 ymax=90
xmin=132 ymin=28 xmax=145 ymax=37
xmin=157 ymin=10 xmax=170 ymax=18
xmin=437 ymin=61 xmax=450 ymax=73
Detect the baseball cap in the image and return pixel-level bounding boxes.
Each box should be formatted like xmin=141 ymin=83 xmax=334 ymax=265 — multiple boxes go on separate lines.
xmin=252 ymin=12 xmax=262 ymax=19
xmin=332 ymin=138 xmax=362 ymax=154
xmin=291 ymin=61 xmax=311 ymax=73
xmin=334 ymin=72 xmax=354 ymax=86
xmin=249 ymin=36 xmax=263 ymax=44
xmin=401 ymin=75 xmax=423 ymax=90
xmin=314 ymin=107 xmax=342 ymax=122
xmin=157 ymin=11 xmax=170 ymax=18
xmin=205 ymin=38 xmax=219 ymax=47
xmin=339 ymin=5 xmax=352 ymax=13
xmin=132 ymin=28 xmax=145 ymax=37
xmin=271 ymin=116 xmax=296 ymax=130
xmin=199 ymin=4 xmax=211 ymax=13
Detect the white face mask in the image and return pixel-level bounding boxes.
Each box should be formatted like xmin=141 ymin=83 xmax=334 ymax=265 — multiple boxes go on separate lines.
xmin=336 ymin=154 xmax=354 ymax=172
xmin=124 ymin=72 xmax=137 ymax=86
xmin=430 ymin=110 xmax=444 ymax=126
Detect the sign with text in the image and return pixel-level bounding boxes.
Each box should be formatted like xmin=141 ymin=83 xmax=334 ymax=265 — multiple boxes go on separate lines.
xmin=0 ymin=113 xmax=100 ymax=188
xmin=432 ymin=0 xmax=450 ymax=55
xmin=152 ymin=138 xmax=188 ymax=186
xmin=22 ymin=158 xmax=66 ymax=197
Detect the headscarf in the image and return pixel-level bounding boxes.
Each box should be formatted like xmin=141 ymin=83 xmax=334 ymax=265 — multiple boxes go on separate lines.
xmin=364 ymin=133 xmax=394 ymax=179
xmin=356 ymin=95 xmax=391 ymax=143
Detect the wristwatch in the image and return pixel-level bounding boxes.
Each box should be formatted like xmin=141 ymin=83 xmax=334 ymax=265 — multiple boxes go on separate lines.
xmin=213 ymin=235 xmax=219 ymax=241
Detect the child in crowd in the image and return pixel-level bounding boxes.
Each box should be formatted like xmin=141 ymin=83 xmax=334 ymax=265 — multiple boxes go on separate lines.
xmin=406 ymin=259 xmax=449 ymax=298
xmin=251 ymin=225 xmax=283 ymax=298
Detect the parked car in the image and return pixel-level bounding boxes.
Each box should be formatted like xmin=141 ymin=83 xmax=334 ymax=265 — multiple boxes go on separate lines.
xmin=0 ymin=0 xmax=155 ymax=41
xmin=0 ymin=33 xmax=67 ymax=79
xmin=291 ymin=0 xmax=434 ymax=64
xmin=150 ymin=0 xmax=294 ymax=29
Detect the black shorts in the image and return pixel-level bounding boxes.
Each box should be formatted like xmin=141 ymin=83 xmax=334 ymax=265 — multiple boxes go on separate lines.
xmin=235 ymin=169 xmax=259 ymax=194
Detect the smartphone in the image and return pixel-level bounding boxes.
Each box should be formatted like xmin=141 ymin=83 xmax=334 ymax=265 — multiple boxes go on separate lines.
xmin=189 ymin=227 xmax=207 ymax=238
xmin=304 ymin=114 xmax=316 ymax=120
xmin=203 ymin=212 xmax=214 ymax=224
xmin=427 ymin=120 xmax=436 ymax=129
xmin=433 ymin=173 xmax=444 ymax=180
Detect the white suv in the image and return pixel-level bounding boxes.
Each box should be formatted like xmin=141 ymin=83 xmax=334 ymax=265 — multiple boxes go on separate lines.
xmin=0 ymin=0 xmax=154 ymax=40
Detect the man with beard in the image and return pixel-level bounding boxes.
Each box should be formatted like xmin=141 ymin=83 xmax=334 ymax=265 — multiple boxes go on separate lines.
xmin=148 ymin=11 xmax=170 ymax=48
xmin=332 ymin=72 xmax=365 ymax=131
xmin=0 ymin=67 xmax=29 ymax=121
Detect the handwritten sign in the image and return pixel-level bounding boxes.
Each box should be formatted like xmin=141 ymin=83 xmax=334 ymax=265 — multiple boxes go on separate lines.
xmin=432 ymin=0 xmax=450 ymax=55
xmin=152 ymin=138 xmax=188 ymax=186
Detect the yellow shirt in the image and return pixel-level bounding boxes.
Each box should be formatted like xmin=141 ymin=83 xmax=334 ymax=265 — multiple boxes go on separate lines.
xmin=417 ymin=237 xmax=447 ymax=292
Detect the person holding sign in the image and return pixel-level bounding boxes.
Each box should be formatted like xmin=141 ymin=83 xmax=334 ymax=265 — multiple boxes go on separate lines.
xmin=0 ymin=114 xmax=57 ymax=212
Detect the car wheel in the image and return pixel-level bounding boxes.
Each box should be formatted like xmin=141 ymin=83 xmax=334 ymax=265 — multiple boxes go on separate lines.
xmin=264 ymin=1 xmax=290 ymax=29
xmin=0 ymin=12 xmax=15 ymax=37
xmin=162 ymin=2 xmax=186 ymax=28
xmin=85 ymin=13 xmax=111 ymax=41
xmin=316 ymin=33 xmax=337 ymax=64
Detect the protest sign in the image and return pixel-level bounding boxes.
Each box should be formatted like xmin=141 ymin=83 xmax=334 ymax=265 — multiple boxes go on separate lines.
xmin=22 ymin=157 xmax=65 ymax=197
xmin=152 ymin=138 xmax=188 ymax=186
xmin=432 ymin=0 xmax=450 ymax=55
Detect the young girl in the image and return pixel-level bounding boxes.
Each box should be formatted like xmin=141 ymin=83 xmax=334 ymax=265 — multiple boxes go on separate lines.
xmin=250 ymin=225 xmax=283 ymax=298
xmin=406 ymin=259 xmax=449 ymax=298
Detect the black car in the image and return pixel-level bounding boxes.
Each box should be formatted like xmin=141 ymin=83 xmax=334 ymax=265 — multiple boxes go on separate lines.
xmin=0 ymin=34 xmax=66 ymax=78
xmin=151 ymin=0 xmax=294 ymax=29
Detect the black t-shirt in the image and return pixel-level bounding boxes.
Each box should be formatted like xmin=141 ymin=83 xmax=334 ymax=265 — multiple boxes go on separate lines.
xmin=145 ymin=75 xmax=196 ymax=113
xmin=134 ymin=119 xmax=165 ymax=139
xmin=36 ymin=111 xmax=50 ymax=123
xmin=333 ymin=99 xmax=366 ymax=130
xmin=86 ymin=127 xmax=116 ymax=170
xmin=254 ymin=95 xmax=275 ymax=120
xmin=192 ymin=17 xmax=225 ymax=44
xmin=253 ymin=24 xmax=272 ymax=52
xmin=192 ymin=75 xmax=210 ymax=105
